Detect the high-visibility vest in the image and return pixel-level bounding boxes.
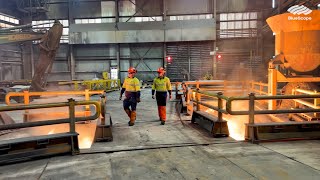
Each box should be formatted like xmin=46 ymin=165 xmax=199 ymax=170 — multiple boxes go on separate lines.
xmin=123 ymin=77 xmax=141 ymax=92
xmin=152 ymin=77 xmax=172 ymax=92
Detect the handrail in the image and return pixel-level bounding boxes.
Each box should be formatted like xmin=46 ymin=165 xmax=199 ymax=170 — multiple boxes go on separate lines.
xmin=0 ymin=99 xmax=101 ymax=131
xmin=249 ymin=81 xmax=268 ymax=95
xmin=193 ymin=89 xmax=320 ymax=118
xmin=82 ymin=79 xmax=121 ymax=91
xmin=292 ymin=88 xmax=320 ymax=117
xmin=5 ymin=89 xmax=104 ymax=105
xmin=192 ymin=89 xmax=320 ymax=142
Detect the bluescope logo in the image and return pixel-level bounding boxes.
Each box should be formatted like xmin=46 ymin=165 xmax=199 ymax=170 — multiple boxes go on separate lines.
xmin=287 ymin=5 xmax=312 ymax=20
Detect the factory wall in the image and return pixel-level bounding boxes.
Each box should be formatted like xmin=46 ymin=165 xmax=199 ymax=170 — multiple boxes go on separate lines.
xmin=0 ymin=44 xmax=23 ymax=81
xmin=25 ymin=0 xmax=271 ymax=83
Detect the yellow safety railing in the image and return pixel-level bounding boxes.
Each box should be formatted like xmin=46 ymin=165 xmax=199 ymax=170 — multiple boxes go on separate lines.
xmin=58 ymin=81 xmax=83 ymax=90
xmin=5 ymin=89 xmax=104 ymax=106
xmin=249 ymin=81 xmax=268 ymax=95
xmin=292 ymin=88 xmax=320 ymax=117
xmin=82 ymin=79 xmax=121 ymax=91
xmin=0 ymin=99 xmax=101 ymax=155
xmin=58 ymin=79 xmax=121 ymax=91
xmin=192 ymin=90 xmax=320 ymax=142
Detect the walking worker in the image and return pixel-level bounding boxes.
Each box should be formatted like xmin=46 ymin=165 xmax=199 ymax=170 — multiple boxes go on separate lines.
xmin=119 ymin=67 xmax=141 ymax=126
xmin=152 ymin=67 xmax=172 ymax=125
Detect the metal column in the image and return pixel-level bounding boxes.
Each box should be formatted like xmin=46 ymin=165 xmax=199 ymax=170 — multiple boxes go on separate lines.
xmin=213 ymin=0 xmax=217 ymax=79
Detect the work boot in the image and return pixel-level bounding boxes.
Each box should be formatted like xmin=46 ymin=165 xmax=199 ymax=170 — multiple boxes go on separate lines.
xmin=161 ymin=120 xmax=165 ymax=125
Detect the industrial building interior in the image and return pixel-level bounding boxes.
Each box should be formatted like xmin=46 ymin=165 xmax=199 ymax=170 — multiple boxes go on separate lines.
xmin=0 ymin=0 xmax=320 ymax=179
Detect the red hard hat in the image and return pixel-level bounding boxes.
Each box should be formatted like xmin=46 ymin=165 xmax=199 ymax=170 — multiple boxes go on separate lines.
xmin=128 ymin=67 xmax=137 ymax=73
xmin=157 ymin=67 xmax=165 ymax=73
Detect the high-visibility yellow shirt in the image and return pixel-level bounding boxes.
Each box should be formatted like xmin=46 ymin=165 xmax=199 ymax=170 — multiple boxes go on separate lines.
xmin=123 ymin=77 xmax=140 ymax=92
xmin=152 ymin=76 xmax=172 ymax=92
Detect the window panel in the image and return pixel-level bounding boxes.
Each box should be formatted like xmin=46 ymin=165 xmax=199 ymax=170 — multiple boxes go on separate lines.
xmin=228 ymin=13 xmax=235 ymax=20
xmin=220 ymin=22 xmax=227 ymax=30
xmin=243 ymin=12 xmax=250 ymax=19
xmin=243 ymin=21 xmax=249 ymax=28
xmin=250 ymin=12 xmax=257 ymax=19
xmin=220 ymin=13 xmax=227 ymax=21
xmin=75 ymin=19 xmax=81 ymax=24
xmin=235 ymin=13 xmax=242 ymax=20
xmin=235 ymin=21 xmax=242 ymax=29
xmin=155 ymin=16 xmax=162 ymax=21
xmin=63 ymin=28 xmax=69 ymax=35
xmin=142 ymin=17 xmax=148 ymax=22
xmin=250 ymin=21 xmax=257 ymax=28
xmin=170 ymin=16 xmax=176 ymax=20
xmin=227 ymin=21 xmax=234 ymax=29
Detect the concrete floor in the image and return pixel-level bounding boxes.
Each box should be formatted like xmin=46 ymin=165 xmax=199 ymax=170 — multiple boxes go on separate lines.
xmin=0 ymin=89 xmax=320 ymax=180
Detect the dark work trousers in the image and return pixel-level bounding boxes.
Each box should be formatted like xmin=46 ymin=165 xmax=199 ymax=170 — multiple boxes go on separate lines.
xmin=156 ymin=92 xmax=167 ymax=106
xmin=123 ymin=97 xmax=137 ymax=111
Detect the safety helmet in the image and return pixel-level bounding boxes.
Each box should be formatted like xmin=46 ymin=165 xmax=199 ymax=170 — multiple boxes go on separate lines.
xmin=157 ymin=67 xmax=165 ymax=73
xmin=128 ymin=67 xmax=137 ymax=73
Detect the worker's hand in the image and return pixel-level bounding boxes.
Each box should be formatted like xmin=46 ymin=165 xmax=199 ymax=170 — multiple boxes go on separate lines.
xmin=152 ymin=95 xmax=155 ymax=99
xmin=169 ymin=94 xmax=172 ymax=100
xmin=119 ymin=96 xmax=122 ymax=100
xmin=136 ymin=98 xmax=141 ymax=103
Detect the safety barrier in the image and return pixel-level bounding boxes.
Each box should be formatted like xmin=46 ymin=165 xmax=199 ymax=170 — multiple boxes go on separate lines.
xmin=292 ymin=88 xmax=320 ymax=118
xmin=5 ymin=89 xmax=104 ymax=105
xmin=58 ymin=79 xmax=121 ymax=91
xmin=192 ymin=90 xmax=320 ymax=143
xmin=82 ymin=79 xmax=121 ymax=91
xmin=5 ymin=89 xmax=105 ymax=122
xmin=249 ymin=81 xmax=268 ymax=95
xmin=0 ymin=99 xmax=101 ymax=164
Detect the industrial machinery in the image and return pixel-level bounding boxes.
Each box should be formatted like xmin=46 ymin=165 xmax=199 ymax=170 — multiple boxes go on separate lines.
xmin=0 ymin=20 xmax=63 ymax=92
xmin=266 ymin=10 xmax=320 ymax=110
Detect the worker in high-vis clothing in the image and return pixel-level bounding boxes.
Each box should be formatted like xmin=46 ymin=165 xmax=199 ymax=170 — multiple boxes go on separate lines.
xmin=152 ymin=67 xmax=172 ymax=125
xmin=119 ymin=67 xmax=141 ymax=126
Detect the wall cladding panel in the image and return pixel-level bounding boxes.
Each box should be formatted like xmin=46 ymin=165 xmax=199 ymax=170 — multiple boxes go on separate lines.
xmin=0 ymin=44 xmax=23 ymax=81
xmin=135 ymin=0 xmax=162 ymax=16
xmin=74 ymin=44 xmax=117 ymax=58
xmin=167 ymin=0 xmax=210 ymax=15
xmin=72 ymin=2 xmax=102 ymax=18
xmin=101 ymin=1 xmax=116 ymax=17
xmin=52 ymin=61 xmax=69 ymax=72
xmin=75 ymin=61 xmax=109 ymax=73
xmin=47 ymin=73 xmax=71 ymax=81
xmin=216 ymin=38 xmax=263 ymax=81
xmin=166 ymin=41 xmax=212 ymax=81
xmin=217 ymin=0 xmax=272 ymax=13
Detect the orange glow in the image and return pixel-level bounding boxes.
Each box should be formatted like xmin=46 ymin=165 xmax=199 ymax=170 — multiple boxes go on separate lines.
xmin=79 ymin=136 xmax=93 ymax=149
xmin=225 ymin=115 xmax=246 ymax=141
xmin=48 ymin=129 xmax=55 ymax=135
xmin=203 ymin=100 xmax=247 ymax=141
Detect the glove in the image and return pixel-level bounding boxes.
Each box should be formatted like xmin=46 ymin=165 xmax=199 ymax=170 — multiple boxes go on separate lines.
xmin=136 ymin=97 xmax=141 ymax=103
xmin=152 ymin=95 xmax=155 ymax=99
xmin=119 ymin=96 xmax=122 ymax=100
xmin=169 ymin=94 xmax=172 ymax=100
